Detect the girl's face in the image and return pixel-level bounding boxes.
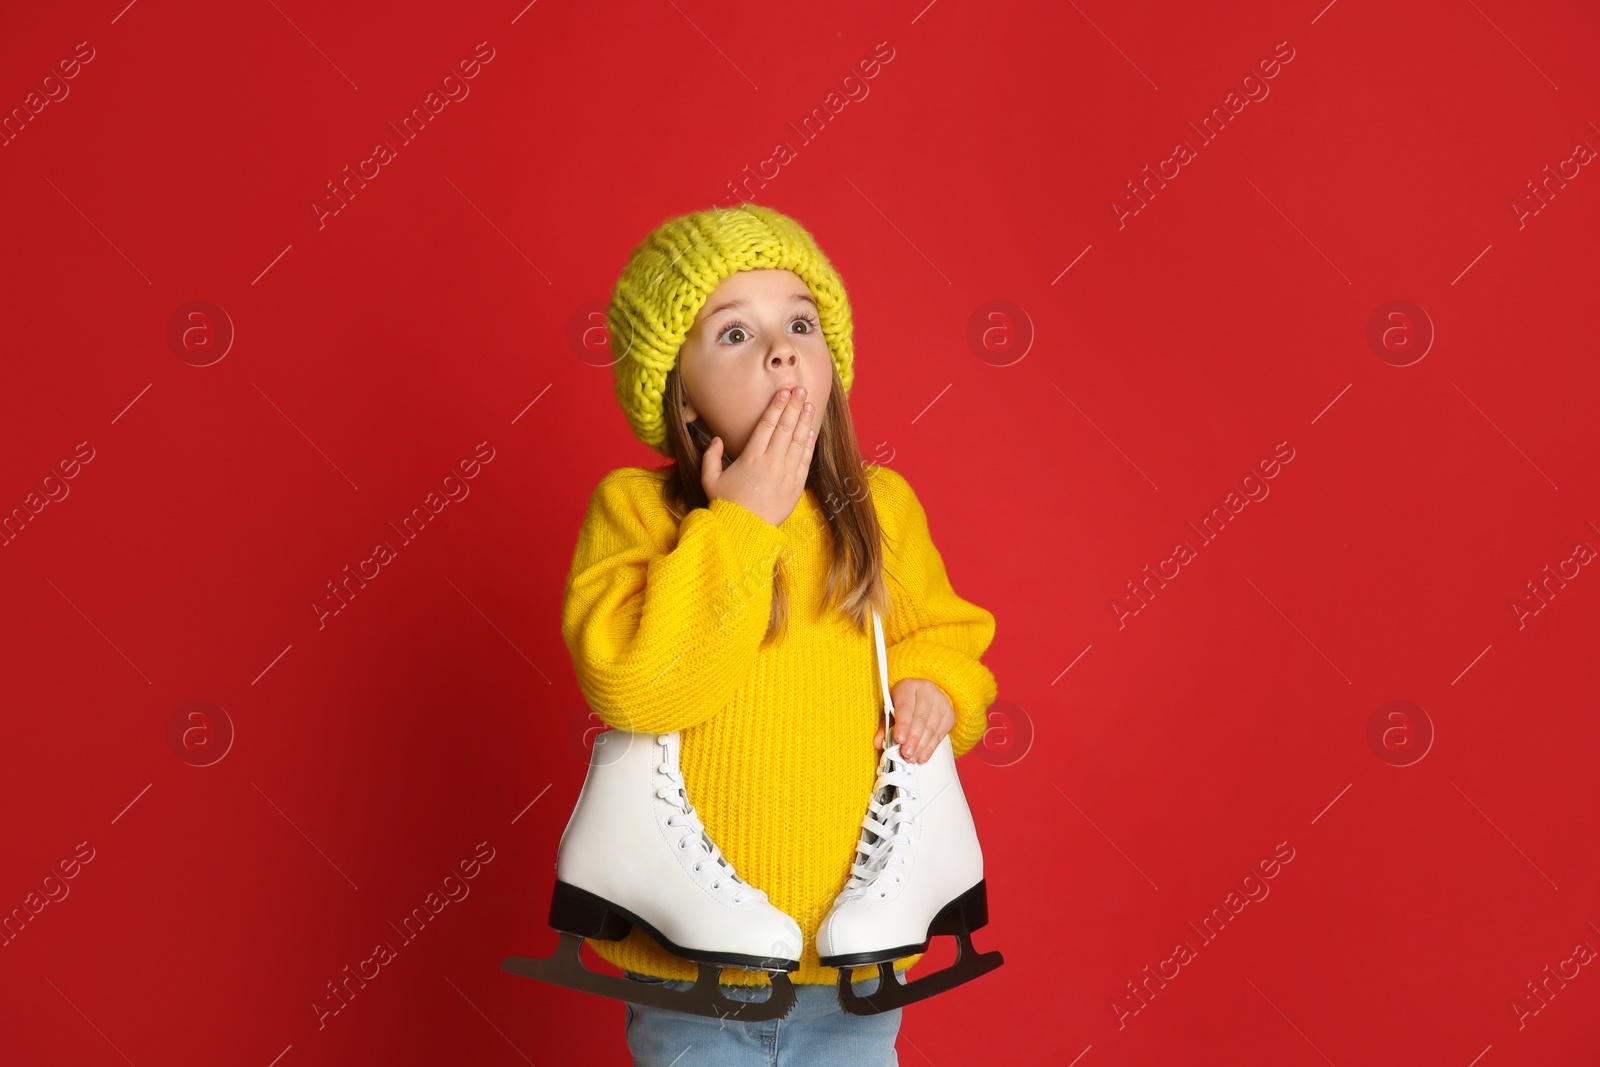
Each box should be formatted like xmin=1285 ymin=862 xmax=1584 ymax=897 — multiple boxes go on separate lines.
xmin=677 ymin=268 xmax=832 ymax=463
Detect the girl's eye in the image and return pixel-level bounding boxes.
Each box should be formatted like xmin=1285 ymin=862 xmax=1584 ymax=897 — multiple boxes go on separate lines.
xmin=716 ymin=313 xmax=820 ymax=345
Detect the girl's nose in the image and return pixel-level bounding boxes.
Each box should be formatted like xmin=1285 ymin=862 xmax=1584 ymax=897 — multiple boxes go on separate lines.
xmin=770 ymin=351 xmax=795 ymax=367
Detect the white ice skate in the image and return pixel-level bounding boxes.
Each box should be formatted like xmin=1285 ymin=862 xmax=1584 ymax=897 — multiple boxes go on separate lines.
xmin=815 ymin=609 xmax=1004 ymax=1015
xmin=502 ymin=728 xmax=803 ymax=1021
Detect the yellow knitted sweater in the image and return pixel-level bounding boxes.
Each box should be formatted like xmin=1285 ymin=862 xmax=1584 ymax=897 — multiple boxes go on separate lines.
xmin=559 ymin=462 xmax=998 ymax=987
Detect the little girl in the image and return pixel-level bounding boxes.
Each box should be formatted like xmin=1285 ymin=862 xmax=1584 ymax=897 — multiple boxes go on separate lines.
xmin=561 ymin=204 xmax=998 ymax=1066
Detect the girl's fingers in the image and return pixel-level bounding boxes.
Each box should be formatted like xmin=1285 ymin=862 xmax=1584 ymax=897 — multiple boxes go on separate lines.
xmin=896 ymin=696 xmax=922 ymax=757
xmin=883 ymin=692 xmax=952 ymax=763
xmin=745 ymin=388 xmax=793 ymax=458
xmin=921 ymin=710 xmax=955 ymax=760
xmin=767 ymin=388 xmax=805 ymax=458
xmin=787 ymin=399 xmax=816 ymax=469
xmin=699 ymin=436 xmax=723 ymax=495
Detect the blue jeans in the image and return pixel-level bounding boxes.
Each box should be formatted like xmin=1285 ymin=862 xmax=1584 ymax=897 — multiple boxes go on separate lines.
xmin=622 ymin=970 xmax=901 ymax=1066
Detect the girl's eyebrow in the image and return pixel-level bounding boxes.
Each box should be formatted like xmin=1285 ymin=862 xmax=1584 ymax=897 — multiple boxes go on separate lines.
xmin=704 ymin=292 xmax=817 ymax=319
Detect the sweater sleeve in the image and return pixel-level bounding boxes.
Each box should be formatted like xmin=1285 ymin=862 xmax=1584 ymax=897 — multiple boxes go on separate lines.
xmin=875 ymin=468 xmax=999 ymax=760
xmin=561 ymin=469 xmax=789 ymax=735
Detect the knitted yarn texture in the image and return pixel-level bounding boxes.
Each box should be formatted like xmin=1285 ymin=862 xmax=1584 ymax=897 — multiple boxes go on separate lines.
xmin=606 ymin=204 xmax=856 ymax=456
xmin=559 ymin=463 xmax=998 ymax=986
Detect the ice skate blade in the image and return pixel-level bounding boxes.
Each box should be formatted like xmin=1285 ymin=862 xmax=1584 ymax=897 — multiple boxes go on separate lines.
xmin=831 ymin=931 xmax=1003 ymax=1016
xmin=503 ymin=933 xmax=800 ymax=1022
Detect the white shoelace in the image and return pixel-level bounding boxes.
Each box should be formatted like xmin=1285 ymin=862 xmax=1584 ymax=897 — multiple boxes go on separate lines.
xmin=838 ymin=724 xmax=920 ymax=902
xmin=655 ymin=734 xmax=766 ymax=906
xmin=836 ymin=608 xmax=923 ymax=902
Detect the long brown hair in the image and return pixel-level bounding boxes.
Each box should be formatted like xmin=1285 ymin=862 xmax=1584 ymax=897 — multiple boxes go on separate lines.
xmin=654 ymin=358 xmax=890 ymax=646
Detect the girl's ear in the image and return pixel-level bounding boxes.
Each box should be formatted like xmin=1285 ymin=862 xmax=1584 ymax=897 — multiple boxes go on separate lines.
xmin=680 ymin=394 xmax=699 ymax=424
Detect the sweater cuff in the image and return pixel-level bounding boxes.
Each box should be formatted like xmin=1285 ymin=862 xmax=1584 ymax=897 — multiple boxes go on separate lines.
xmin=691 ymin=497 xmax=788 ymax=620
xmin=886 ymin=641 xmax=998 ymax=760
xmin=705 ymin=496 xmax=785 ymax=550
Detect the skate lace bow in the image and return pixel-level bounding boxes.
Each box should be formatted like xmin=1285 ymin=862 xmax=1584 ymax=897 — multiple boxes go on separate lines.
xmin=654 ymin=734 xmax=766 ymax=906
xmin=839 ymin=739 xmax=919 ymax=901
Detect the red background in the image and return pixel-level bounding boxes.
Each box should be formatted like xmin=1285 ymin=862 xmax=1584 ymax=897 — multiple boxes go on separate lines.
xmin=3 ymin=1 xmax=1599 ymax=1064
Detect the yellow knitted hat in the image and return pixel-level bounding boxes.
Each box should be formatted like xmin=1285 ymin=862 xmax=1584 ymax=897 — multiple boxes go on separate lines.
xmin=606 ymin=203 xmax=855 ymax=456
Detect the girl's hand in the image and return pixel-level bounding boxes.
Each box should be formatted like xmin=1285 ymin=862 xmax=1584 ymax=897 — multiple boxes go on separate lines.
xmin=702 ymin=387 xmax=817 ymax=528
xmin=873 ymin=678 xmax=956 ymax=763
